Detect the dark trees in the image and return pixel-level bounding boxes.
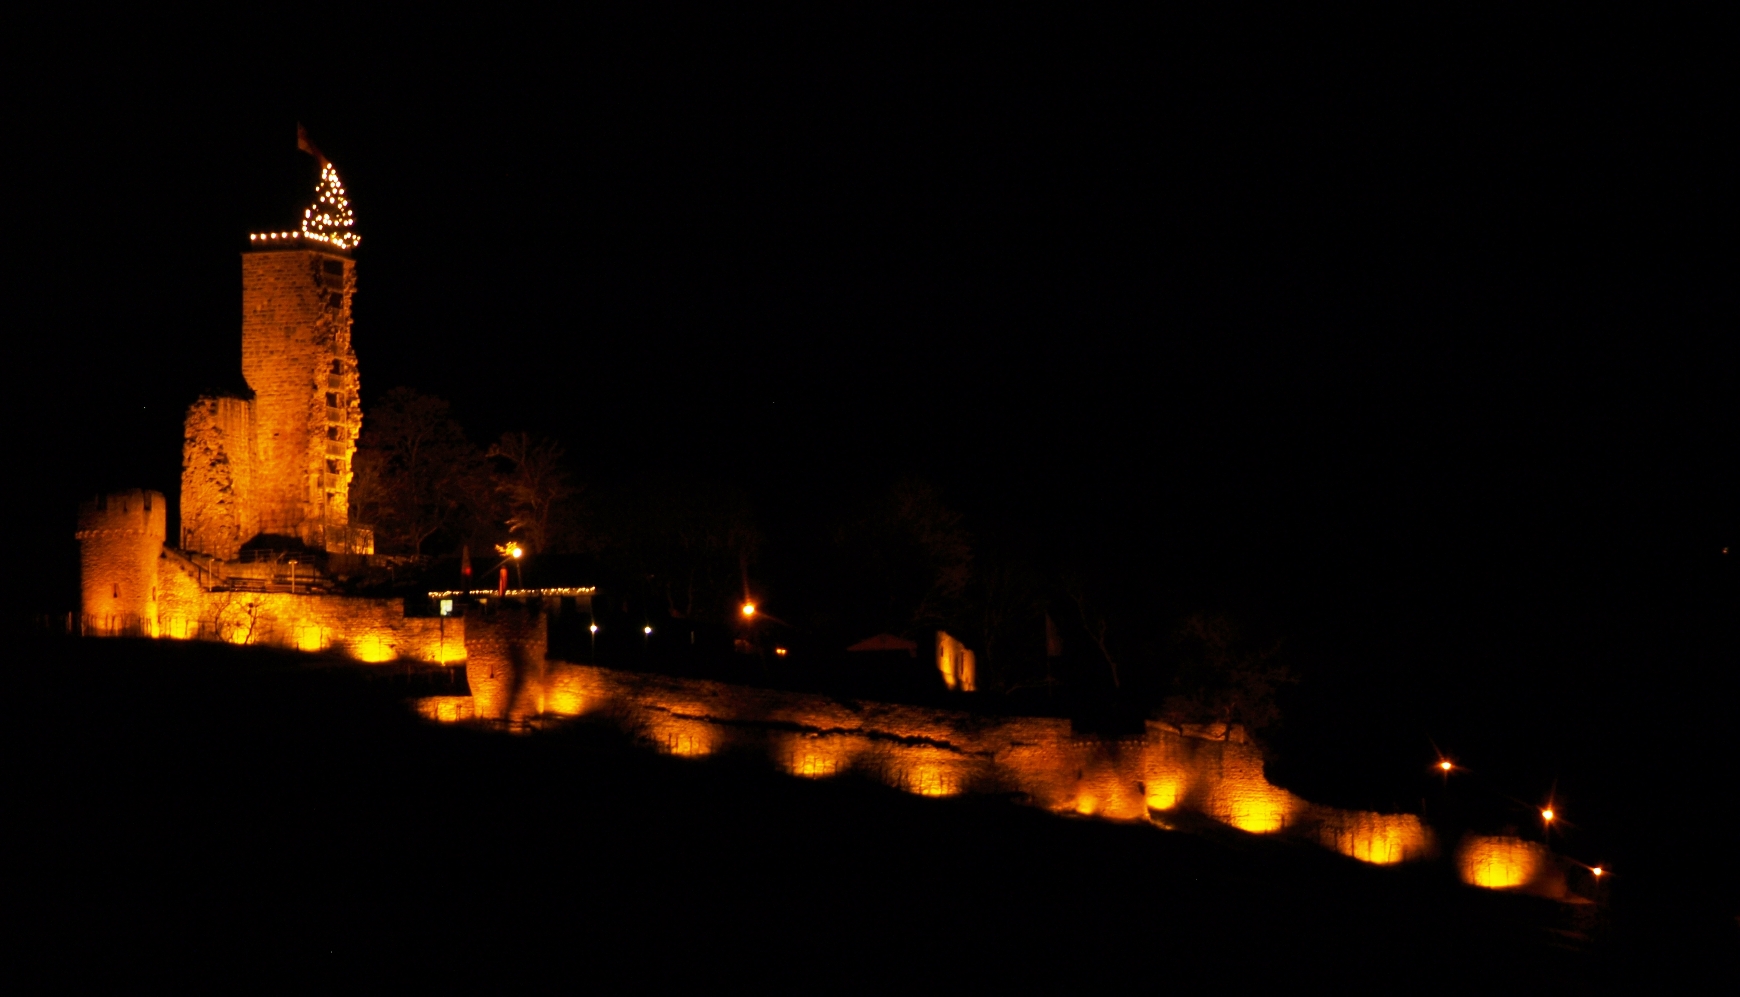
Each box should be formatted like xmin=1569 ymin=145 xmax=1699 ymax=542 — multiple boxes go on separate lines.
xmin=836 ymin=478 xmax=972 ymax=636
xmin=351 ymin=388 xmax=485 ymax=556
xmin=487 ymin=432 xmax=579 ymax=555
xmin=1160 ymin=612 xmax=1294 ymax=735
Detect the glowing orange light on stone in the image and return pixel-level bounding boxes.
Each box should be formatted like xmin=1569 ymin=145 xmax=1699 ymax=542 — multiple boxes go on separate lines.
xmin=1322 ymin=813 xmax=1432 ymax=866
xmin=1145 ymin=775 xmax=1183 ymax=811
xmin=350 ymin=636 xmax=397 ymax=663
xmin=296 ymin=626 xmax=325 ymax=652
xmin=1458 ymin=835 xmax=1546 ymax=890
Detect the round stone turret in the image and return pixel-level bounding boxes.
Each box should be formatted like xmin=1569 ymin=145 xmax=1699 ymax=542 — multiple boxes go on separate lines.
xmin=76 ymin=489 xmax=166 ymax=635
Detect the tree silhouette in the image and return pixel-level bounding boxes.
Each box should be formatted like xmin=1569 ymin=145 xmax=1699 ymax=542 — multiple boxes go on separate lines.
xmin=1160 ymin=613 xmax=1294 ymax=736
xmin=351 ymin=388 xmax=483 ymax=556
xmin=486 ymin=432 xmax=576 ymax=556
xmin=836 ymin=478 xmax=972 ymax=634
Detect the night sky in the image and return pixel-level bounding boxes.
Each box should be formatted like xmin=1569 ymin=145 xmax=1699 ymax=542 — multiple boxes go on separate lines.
xmin=9 ymin=9 xmax=1735 ymax=926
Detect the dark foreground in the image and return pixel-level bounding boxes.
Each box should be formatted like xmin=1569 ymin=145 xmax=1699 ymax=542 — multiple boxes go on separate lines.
xmin=5 ymin=637 xmax=1706 ymax=987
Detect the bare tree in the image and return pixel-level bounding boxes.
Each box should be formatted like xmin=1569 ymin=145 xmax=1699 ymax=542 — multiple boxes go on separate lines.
xmin=838 ymin=478 xmax=972 ymax=632
xmin=1161 ymin=613 xmax=1294 ymax=736
xmin=1062 ymin=573 xmax=1120 ymax=689
xmin=353 ymin=388 xmax=484 ymax=555
xmin=487 ymin=432 xmax=576 ymax=555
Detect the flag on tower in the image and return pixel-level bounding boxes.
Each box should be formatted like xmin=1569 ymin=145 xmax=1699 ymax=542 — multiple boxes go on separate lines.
xmin=296 ymin=123 xmax=328 ymax=165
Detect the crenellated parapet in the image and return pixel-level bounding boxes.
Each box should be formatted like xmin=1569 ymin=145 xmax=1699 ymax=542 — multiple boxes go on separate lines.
xmin=76 ymin=489 xmax=167 ymax=636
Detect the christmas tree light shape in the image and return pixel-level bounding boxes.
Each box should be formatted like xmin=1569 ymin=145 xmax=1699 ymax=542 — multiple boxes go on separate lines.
xmin=300 ymin=161 xmax=360 ymax=250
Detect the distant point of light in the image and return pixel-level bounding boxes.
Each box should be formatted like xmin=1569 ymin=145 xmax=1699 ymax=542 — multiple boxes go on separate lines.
xmin=589 ymin=624 xmax=598 ymax=634
xmin=775 ymin=647 xmax=788 ymax=657
xmin=512 ymin=547 xmax=523 ymax=559
xmin=1591 ymin=866 xmax=1603 ymax=877
xmin=1439 ymin=760 xmax=1453 ymax=772
xmin=741 ymin=603 xmax=756 ymax=618
xmin=643 ymin=626 xmax=653 ymax=635
xmin=1541 ymin=809 xmax=1555 ymax=822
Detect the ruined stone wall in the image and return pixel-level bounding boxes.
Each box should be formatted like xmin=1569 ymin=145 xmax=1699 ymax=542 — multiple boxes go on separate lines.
xmin=77 ymin=490 xmax=166 ymax=635
xmin=240 ymin=248 xmax=360 ymax=551
xmin=146 ymin=558 xmax=463 ymax=665
xmin=438 ymin=659 xmax=1435 ymax=866
xmin=180 ymin=395 xmax=257 ymax=559
xmin=1456 ymin=834 xmax=1566 ymax=897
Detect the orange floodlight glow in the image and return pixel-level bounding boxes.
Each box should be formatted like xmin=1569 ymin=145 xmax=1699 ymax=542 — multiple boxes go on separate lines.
xmin=589 ymin=624 xmax=598 ymax=633
xmin=1541 ymin=808 xmax=1555 ymax=822
xmin=643 ymin=626 xmax=653 ymax=635
xmin=1591 ymin=866 xmax=1604 ymax=877
xmin=741 ymin=603 xmax=756 ymax=618
xmin=774 ymin=647 xmax=788 ymax=656
xmin=1439 ymin=760 xmax=1453 ymax=772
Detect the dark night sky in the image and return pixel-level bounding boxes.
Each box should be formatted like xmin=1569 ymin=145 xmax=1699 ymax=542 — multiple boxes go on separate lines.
xmin=16 ymin=12 xmax=1730 ymax=537
xmin=7 ymin=9 xmax=1736 ymax=907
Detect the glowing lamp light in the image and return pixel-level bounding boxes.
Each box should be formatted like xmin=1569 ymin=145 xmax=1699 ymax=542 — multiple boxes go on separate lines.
xmin=1439 ymin=760 xmax=1453 ymax=772
xmin=774 ymin=647 xmax=788 ymax=657
xmin=512 ymin=547 xmax=523 ymax=559
xmin=643 ymin=626 xmax=653 ymax=635
xmin=589 ymin=624 xmax=599 ymax=634
xmin=1591 ymin=866 xmax=1604 ymax=877
xmin=741 ymin=603 xmax=756 ymax=618
xmin=1541 ymin=808 xmax=1555 ymax=822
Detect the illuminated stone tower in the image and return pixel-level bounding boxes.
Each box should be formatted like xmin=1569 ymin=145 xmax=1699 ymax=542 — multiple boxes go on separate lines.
xmin=76 ymin=489 xmax=167 ymax=634
xmin=181 ymin=146 xmax=370 ymax=558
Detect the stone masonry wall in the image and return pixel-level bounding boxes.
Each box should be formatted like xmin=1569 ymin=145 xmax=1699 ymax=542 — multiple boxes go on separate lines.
xmin=463 ymin=603 xmax=551 ymax=719
xmin=240 ymin=248 xmax=360 ymax=551
xmin=180 ymin=395 xmax=257 ymax=559
xmin=77 ymin=490 xmax=167 ymax=634
xmin=434 ymin=657 xmax=1436 ymax=867
xmin=151 ymin=550 xmax=463 ymax=664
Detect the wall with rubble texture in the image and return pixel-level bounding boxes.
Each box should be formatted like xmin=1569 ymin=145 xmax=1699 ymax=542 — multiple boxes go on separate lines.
xmin=437 ymin=657 xmax=1437 ymax=867
xmin=180 ymin=395 xmax=258 ymax=560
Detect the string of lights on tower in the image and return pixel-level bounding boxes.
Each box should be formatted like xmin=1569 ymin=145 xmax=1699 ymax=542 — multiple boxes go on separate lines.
xmin=249 ymin=161 xmax=361 ymax=250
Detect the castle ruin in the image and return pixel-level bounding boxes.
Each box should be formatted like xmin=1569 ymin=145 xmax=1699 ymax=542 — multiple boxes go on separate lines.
xmin=76 ymin=146 xmax=457 ymax=664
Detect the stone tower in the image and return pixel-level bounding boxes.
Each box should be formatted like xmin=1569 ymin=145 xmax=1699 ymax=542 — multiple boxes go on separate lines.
xmin=240 ymin=239 xmax=361 ymax=550
xmin=180 ymin=152 xmax=369 ymax=558
xmin=76 ymin=489 xmax=167 ymax=634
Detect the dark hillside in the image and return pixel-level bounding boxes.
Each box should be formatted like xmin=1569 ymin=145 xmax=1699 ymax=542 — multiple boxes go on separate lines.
xmin=11 ymin=635 xmax=1681 ymax=987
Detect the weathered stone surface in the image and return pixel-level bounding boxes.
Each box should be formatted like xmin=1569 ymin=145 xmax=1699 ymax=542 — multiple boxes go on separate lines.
xmin=76 ymin=490 xmax=166 ymax=635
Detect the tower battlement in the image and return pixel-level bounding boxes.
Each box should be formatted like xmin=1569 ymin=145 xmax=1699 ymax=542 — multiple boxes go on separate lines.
xmin=77 ymin=490 xmax=167 ymax=635
xmin=77 ymin=489 xmax=166 ymax=537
